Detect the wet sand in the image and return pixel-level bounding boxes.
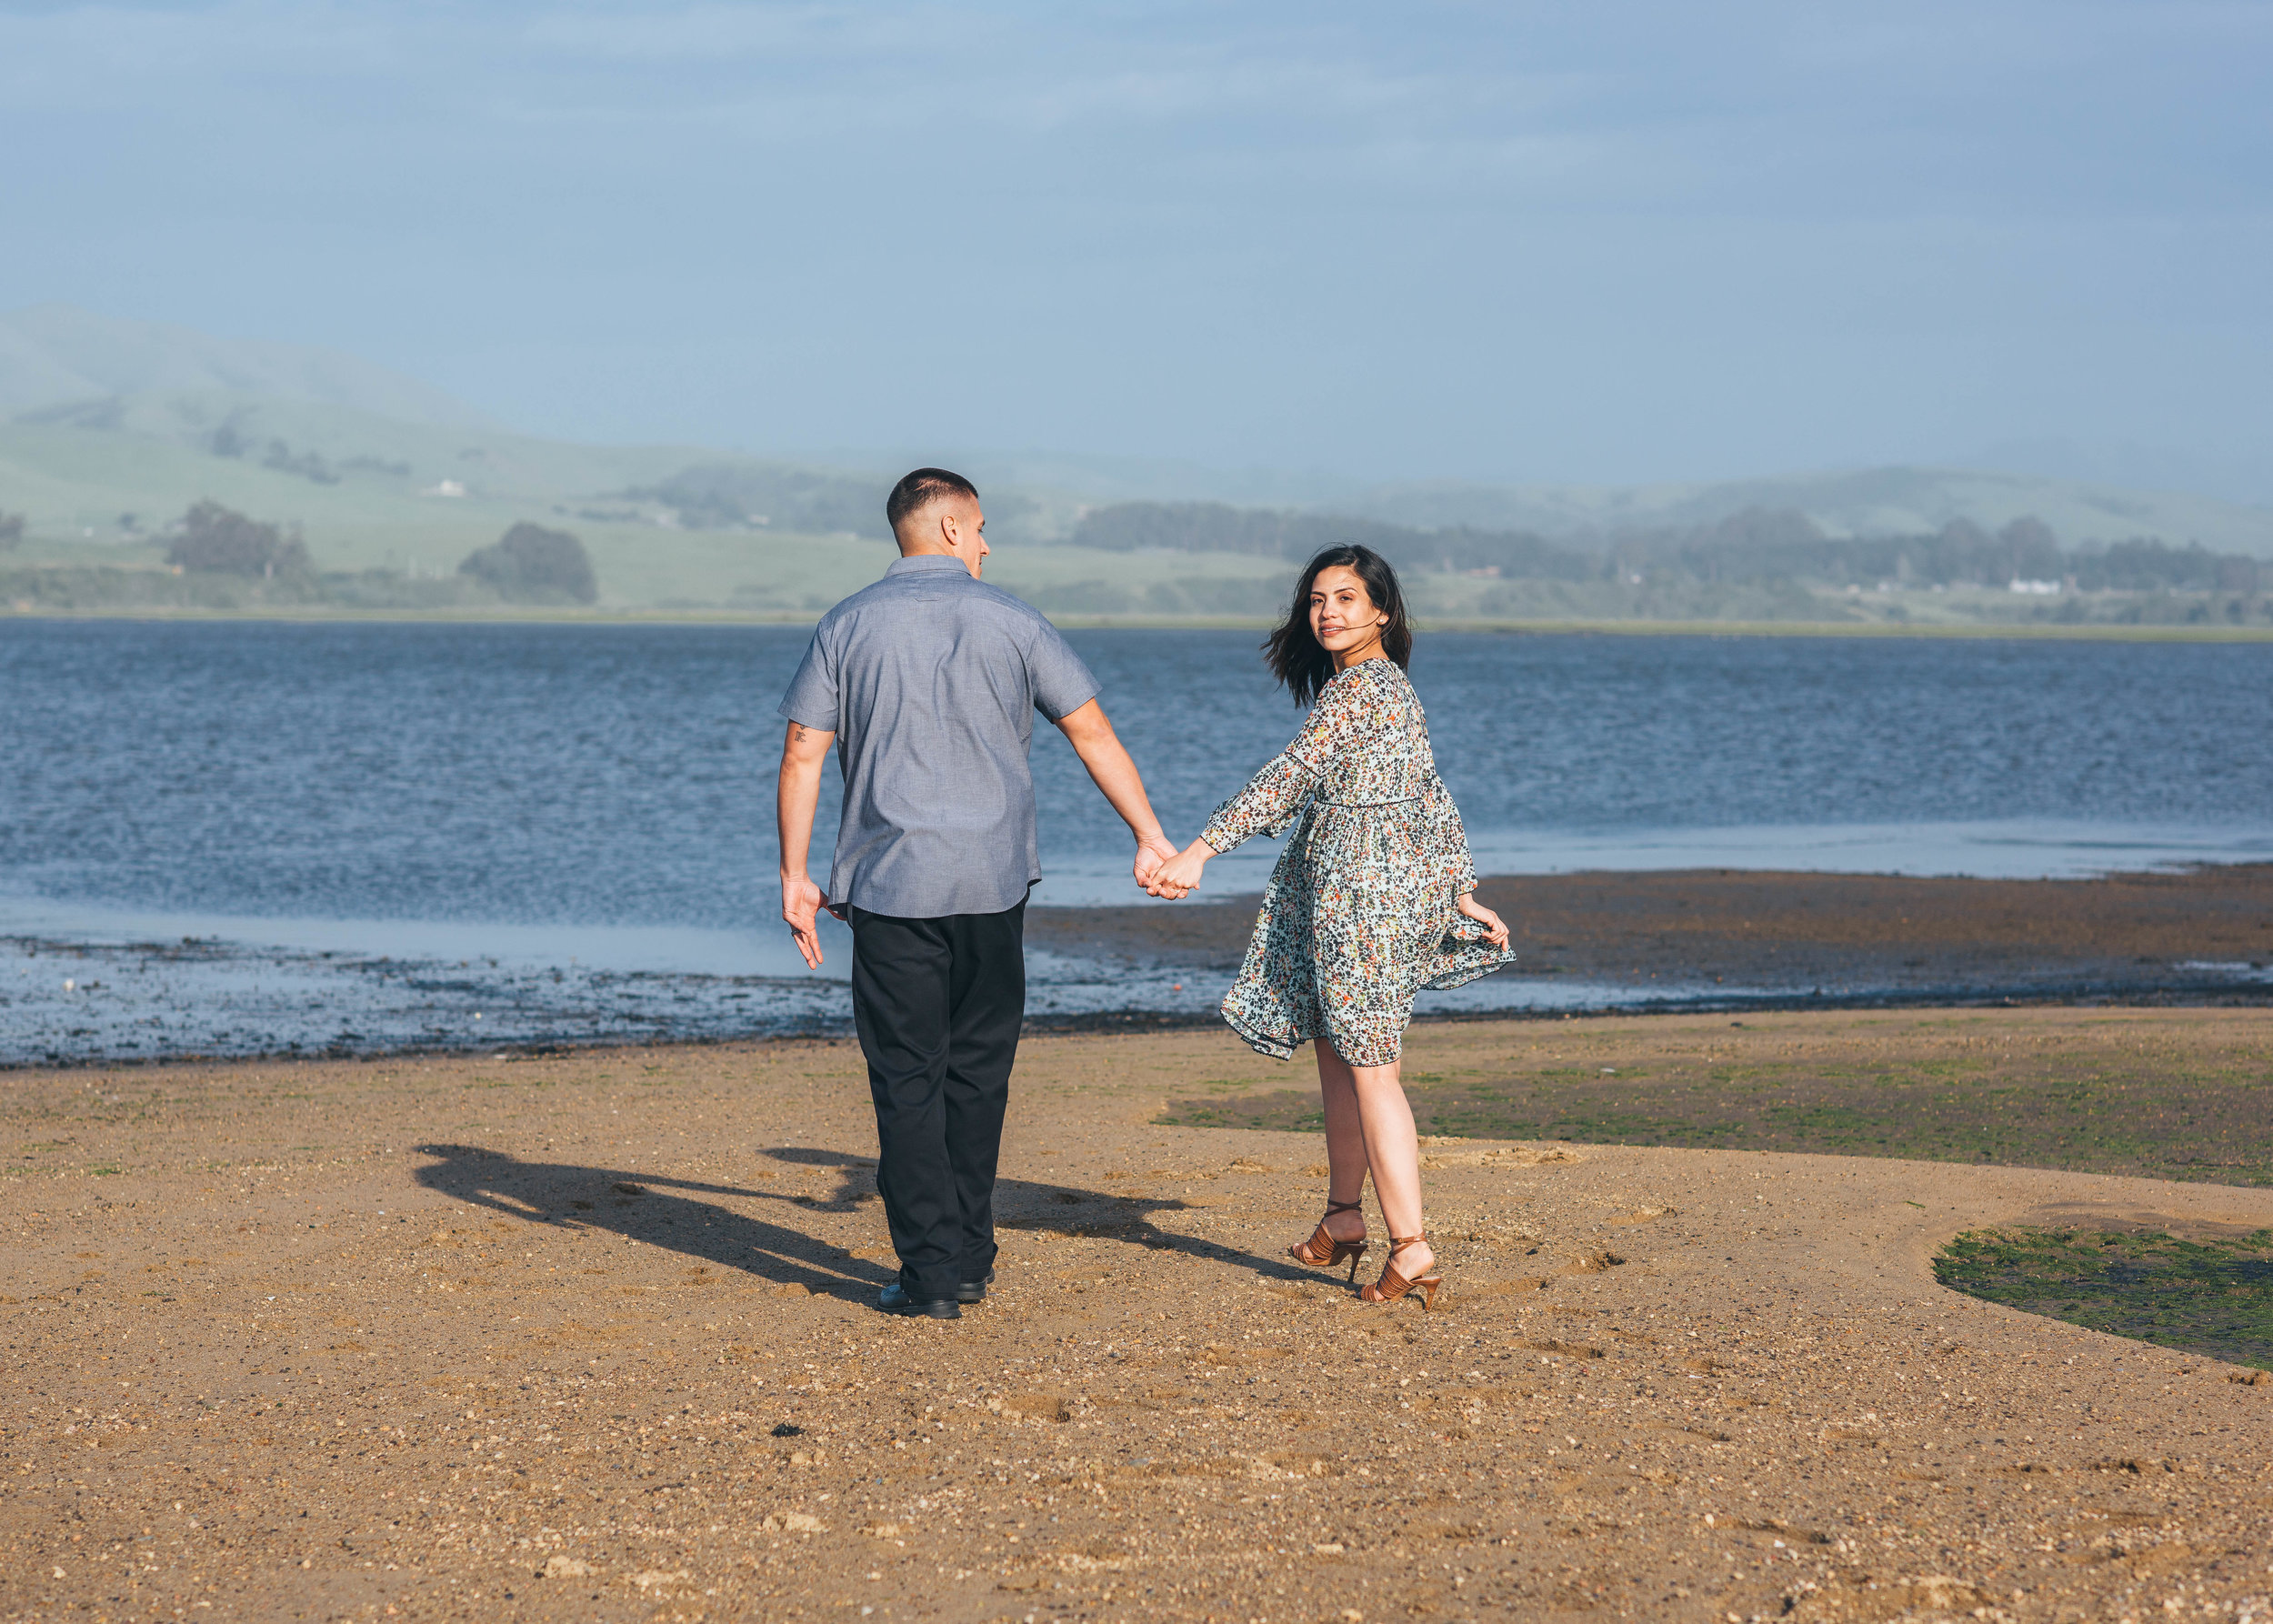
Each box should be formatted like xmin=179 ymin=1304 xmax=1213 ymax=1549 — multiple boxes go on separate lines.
xmin=6 ymin=1008 xmax=2272 ymax=1622
xmin=1029 ymin=863 xmax=2273 ymax=1005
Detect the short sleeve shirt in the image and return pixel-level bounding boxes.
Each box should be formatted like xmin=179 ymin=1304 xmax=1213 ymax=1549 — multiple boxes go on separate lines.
xmin=778 ymin=554 xmax=1099 ymax=918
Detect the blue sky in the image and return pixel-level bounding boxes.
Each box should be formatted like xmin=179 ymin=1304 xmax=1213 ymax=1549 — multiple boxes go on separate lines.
xmin=5 ymin=1 xmax=2269 ymax=489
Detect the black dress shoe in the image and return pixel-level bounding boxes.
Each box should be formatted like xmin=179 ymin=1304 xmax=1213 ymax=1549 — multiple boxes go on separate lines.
xmin=956 ymin=1268 xmax=996 ymax=1305
xmin=876 ymin=1280 xmax=960 ymax=1319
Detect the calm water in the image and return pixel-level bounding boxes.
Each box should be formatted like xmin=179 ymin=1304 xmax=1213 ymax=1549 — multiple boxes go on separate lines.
xmin=4 ymin=619 xmax=2268 ymax=1059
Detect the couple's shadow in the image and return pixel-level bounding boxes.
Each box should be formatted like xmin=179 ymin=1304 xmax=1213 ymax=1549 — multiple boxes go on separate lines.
xmin=411 ymin=1142 xmax=1312 ymax=1298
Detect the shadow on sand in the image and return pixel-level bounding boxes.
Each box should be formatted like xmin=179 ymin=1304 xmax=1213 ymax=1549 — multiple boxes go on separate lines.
xmin=410 ymin=1143 xmax=1315 ymax=1301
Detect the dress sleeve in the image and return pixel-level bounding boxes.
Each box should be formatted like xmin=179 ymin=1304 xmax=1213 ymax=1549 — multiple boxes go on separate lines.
xmin=1199 ymin=672 xmax=1380 ymax=853
xmin=1200 ymin=754 xmax=1317 ymax=852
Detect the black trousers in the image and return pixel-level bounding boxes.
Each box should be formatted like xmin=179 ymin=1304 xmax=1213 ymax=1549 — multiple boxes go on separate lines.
xmin=848 ymin=901 xmax=1025 ymax=1301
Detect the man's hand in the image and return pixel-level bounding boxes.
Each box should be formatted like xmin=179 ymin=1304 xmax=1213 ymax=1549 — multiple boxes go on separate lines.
xmin=1134 ymin=831 xmax=1178 ymax=891
xmin=783 ymin=872 xmax=827 ymax=968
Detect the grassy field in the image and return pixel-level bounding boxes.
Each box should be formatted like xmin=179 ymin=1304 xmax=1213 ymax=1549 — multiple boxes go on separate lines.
xmin=7 ymin=402 xmax=2270 ymax=627
xmin=0 ymin=403 xmax=1307 ymax=614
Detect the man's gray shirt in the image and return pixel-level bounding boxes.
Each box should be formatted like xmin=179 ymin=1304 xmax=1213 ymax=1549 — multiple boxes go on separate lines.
xmin=779 ymin=554 xmax=1099 ymax=919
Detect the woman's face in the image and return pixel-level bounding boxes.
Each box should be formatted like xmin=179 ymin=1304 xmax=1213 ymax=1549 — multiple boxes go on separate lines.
xmin=1307 ymin=564 xmax=1387 ymax=657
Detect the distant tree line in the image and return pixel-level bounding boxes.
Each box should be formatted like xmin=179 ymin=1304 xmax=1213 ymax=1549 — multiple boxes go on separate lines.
xmin=1066 ymin=500 xmax=2263 ymax=594
xmin=617 ymin=460 xmax=1051 ymax=545
xmin=1069 ymin=501 xmax=1598 ymax=581
xmin=209 ymin=422 xmax=345 ymax=486
xmin=148 ymin=502 xmax=597 ymax=605
xmin=0 ymin=510 xmax=24 ymax=551
xmin=1627 ymin=507 xmax=2262 ymax=592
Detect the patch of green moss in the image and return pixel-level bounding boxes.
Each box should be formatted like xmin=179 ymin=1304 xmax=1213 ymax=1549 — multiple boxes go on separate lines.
xmin=1934 ymin=1227 xmax=2273 ymax=1371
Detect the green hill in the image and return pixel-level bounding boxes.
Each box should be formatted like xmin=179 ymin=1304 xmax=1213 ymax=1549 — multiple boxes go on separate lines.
xmin=0 ymin=396 xmax=1297 ymax=616
xmin=0 ymin=306 xmax=2266 ymax=627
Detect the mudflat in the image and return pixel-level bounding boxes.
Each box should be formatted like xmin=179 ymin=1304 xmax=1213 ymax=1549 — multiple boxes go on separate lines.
xmin=1026 ymin=863 xmax=2273 ymax=1004
xmin=6 ymin=1009 xmax=2273 ymax=1623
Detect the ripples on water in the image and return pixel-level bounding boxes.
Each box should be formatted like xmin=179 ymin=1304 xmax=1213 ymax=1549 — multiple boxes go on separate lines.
xmin=3 ymin=619 xmax=2268 ymax=1059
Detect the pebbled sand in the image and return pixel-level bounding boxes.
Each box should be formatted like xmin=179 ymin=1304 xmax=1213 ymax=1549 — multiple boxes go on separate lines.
xmin=5 ymin=1014 xmax=2272 ymax=1623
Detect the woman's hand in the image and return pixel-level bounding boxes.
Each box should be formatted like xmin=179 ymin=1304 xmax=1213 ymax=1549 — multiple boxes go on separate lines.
xmin=1147 ymin=837 xmax=1216 ymax=898
xmin=1456 ymin=891 xmax=1510 ymax=949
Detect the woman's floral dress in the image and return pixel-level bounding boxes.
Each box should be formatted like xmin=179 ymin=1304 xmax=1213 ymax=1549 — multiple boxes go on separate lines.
xmin=1201 ymin=657 xmax=1512 ymax=1066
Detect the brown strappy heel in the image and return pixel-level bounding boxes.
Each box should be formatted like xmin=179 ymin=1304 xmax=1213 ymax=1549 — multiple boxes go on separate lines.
xmin=1360 ymin=1235 xmax=1443 ymax=1310
xmin=1288 ymin=1198 xmax=1369 ymax=1282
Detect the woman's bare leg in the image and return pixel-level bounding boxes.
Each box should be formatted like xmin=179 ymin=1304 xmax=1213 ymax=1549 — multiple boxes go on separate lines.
xmin=1314 ymin=1042 xmax=1369 ymax=1244
xmin=1332 ymin=1041 xmax=1435 ymax=1278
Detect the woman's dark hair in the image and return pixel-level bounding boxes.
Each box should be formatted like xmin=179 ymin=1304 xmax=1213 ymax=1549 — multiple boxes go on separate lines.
xmin=1264 ymin=544 xmax=1412 ymax=705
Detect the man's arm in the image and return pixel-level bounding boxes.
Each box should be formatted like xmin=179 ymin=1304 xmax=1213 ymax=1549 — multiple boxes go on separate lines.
xmin=1053 ymin=699 xmax=1177 ymax=887
xmin=777 ymin=719 xmax=836 ymax=968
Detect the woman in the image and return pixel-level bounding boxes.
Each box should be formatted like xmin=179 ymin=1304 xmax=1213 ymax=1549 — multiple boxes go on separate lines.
xmin=1148 ymin=545 xmax=1512 ymax=1308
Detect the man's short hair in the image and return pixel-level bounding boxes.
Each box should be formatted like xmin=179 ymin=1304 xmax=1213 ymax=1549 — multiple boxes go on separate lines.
xmin=886 ymin=467 xmax=980 ymax=533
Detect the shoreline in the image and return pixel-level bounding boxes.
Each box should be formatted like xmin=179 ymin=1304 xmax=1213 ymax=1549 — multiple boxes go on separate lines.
xmin=8 ymin=864 xmax=2269 ymax=1068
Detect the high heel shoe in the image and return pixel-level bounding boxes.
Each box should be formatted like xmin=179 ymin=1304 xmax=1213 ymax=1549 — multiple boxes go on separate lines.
xmin=1360 ymin=1235 xmax=1443 ymax=1310
xmin=1287 ymin=1198 xmax=1369 ymax=1282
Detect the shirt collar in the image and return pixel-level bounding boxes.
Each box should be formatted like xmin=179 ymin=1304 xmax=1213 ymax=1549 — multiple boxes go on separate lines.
xmin=885 ymin=553 xmax=974 ymax=576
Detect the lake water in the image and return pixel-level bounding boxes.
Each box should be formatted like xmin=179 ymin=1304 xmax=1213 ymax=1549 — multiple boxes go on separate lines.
xmin=4 ymin=619 xmax=2268 ymax=1060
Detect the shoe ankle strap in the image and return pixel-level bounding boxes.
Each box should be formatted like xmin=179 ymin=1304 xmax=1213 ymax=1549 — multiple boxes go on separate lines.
xmin=1325 ymin=1198 xmax=1365 ymax=1214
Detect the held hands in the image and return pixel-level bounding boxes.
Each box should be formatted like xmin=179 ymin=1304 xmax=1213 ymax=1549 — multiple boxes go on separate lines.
xmin=1133 ymin=830 xmax=1178 ymax=893
xmin=1145 ymin=837 xmax=1215 ymax=899
xmin=1457 ymin=891 xmax=1511 ymax=949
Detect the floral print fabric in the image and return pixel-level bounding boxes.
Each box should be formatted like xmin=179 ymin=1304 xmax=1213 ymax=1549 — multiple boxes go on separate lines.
xmin=1200 ymin=657 xmax=1512 ymax=1065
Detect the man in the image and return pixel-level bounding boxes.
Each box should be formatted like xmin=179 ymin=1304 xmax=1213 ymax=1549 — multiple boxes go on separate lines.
xmin=776 ymin=467 xmax=1177 ymax=1319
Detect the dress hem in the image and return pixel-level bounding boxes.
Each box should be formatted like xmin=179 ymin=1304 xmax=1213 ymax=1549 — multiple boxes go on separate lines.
xmin=1218 ymin=1005 xmax=1409 ymax=1069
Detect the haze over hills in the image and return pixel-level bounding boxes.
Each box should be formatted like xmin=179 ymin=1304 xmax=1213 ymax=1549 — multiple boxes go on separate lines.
xmin=1956 ymin=437 xmax=2272 ymax=510
xmin=769 ymin=446 xmax=2273 ymax=556
xmin=1329 ymin=466 xmax=2273 ymax=557
xmin=1 ymin=306 xmax=2269 ymax=626
xmin=0 ymin=305 xmax=498 ymax=429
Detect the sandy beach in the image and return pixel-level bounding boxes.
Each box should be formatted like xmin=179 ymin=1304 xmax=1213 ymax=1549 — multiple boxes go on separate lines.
xmin=5 ymin=1007 xmax=2271 ymax=1622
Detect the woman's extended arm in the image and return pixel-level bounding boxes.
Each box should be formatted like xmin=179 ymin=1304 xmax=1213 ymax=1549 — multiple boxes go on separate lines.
xmin=1147 ymin=672 xmax=1374 ymax=897
xmin=1149 ymin=765 xmax=1312 ymax=896
xmin=1201 ymin=754 xmax=1319 ymax=853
